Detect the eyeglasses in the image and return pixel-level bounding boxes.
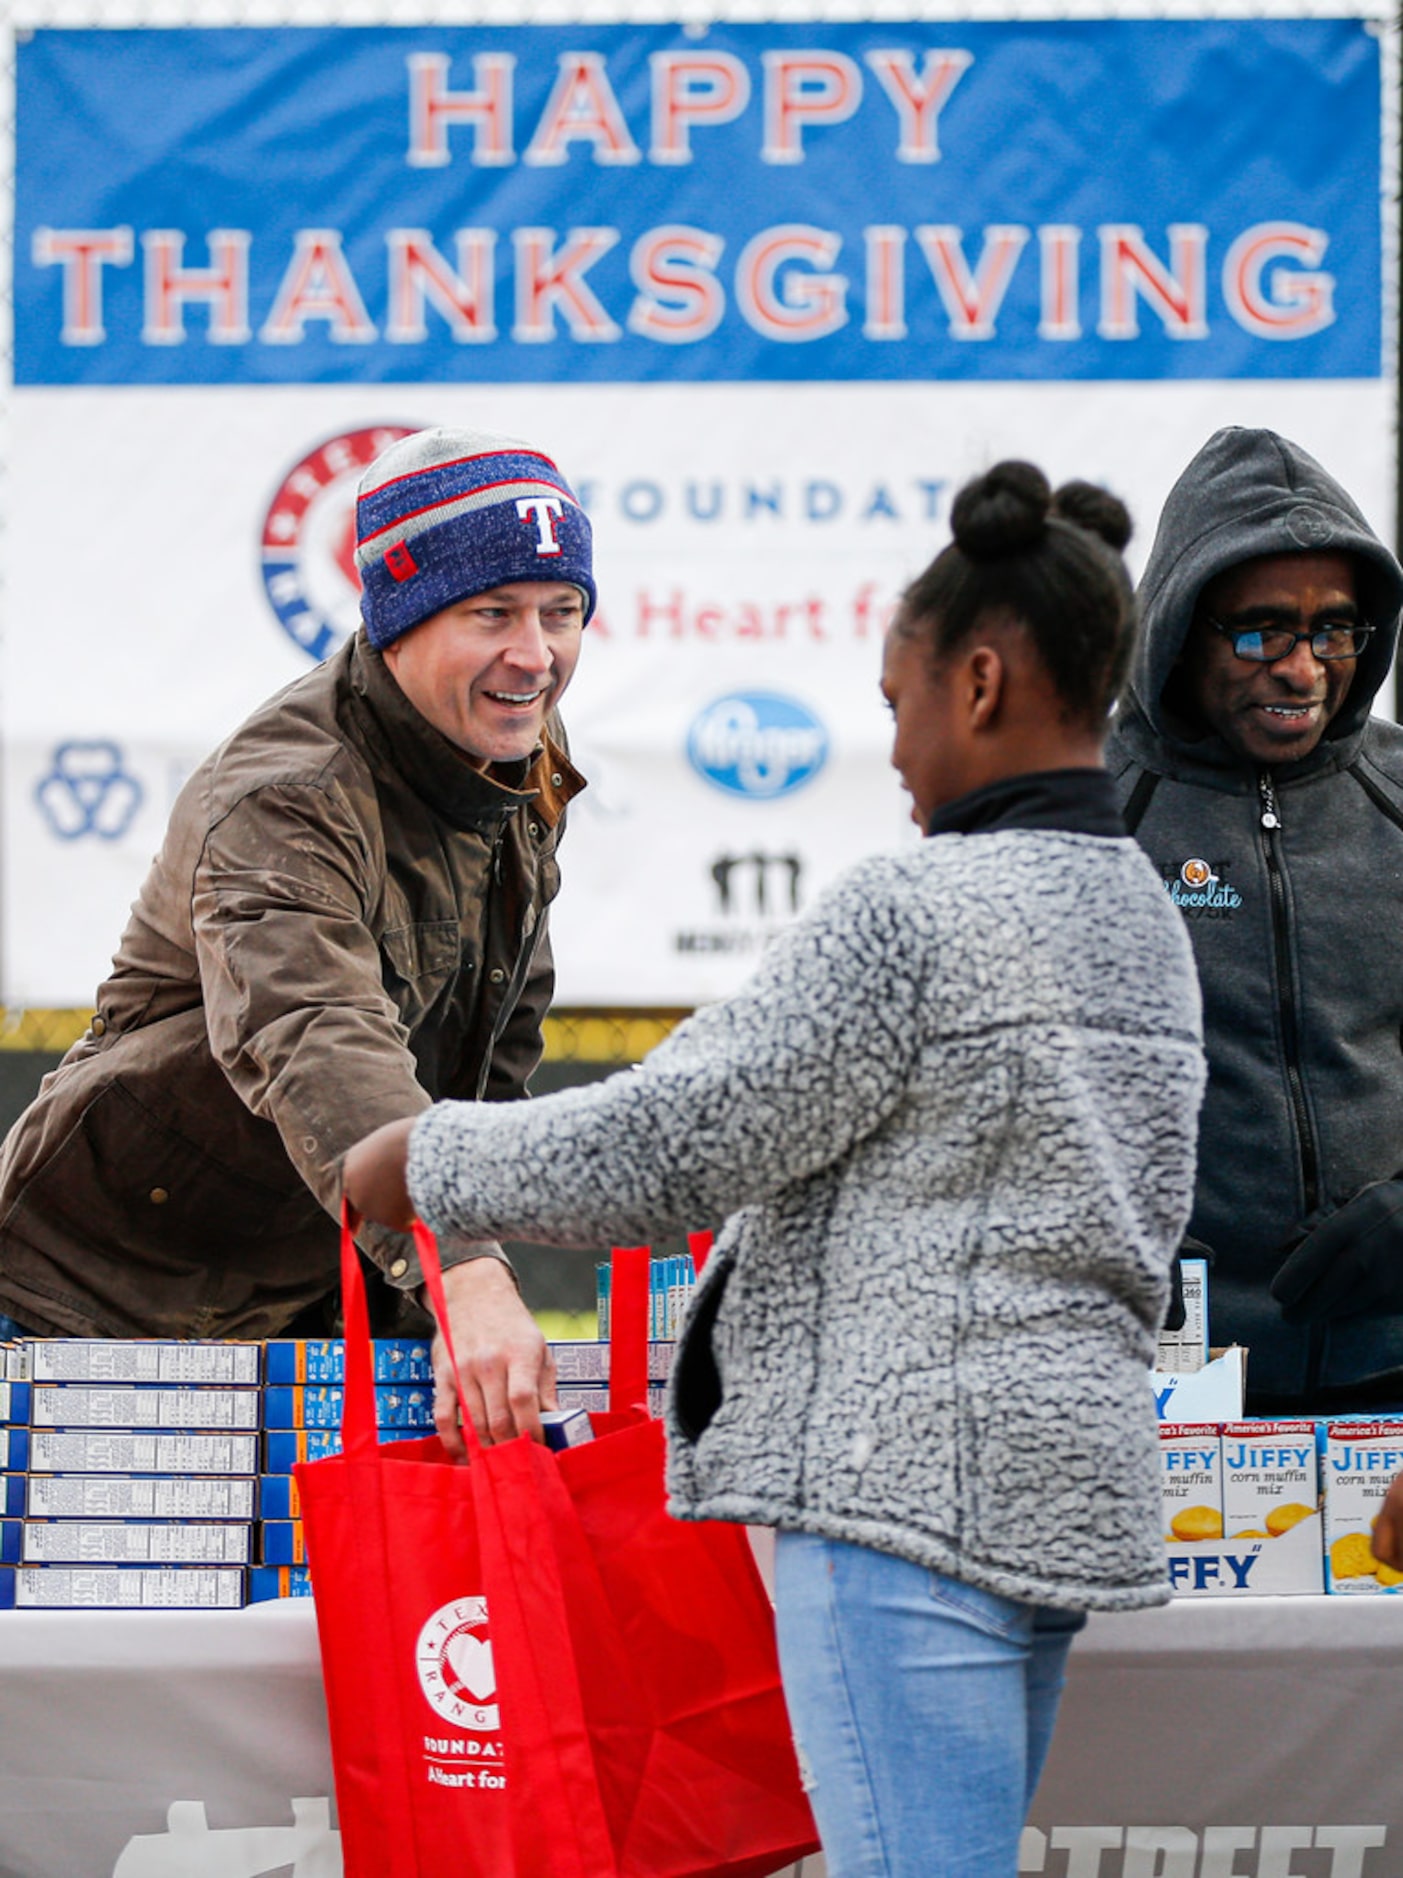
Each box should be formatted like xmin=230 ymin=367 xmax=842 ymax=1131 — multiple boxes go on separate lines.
xmin=1202 ymin=612 xmax=1373 ymax=665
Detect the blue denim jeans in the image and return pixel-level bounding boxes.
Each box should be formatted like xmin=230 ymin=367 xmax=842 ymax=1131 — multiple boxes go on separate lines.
xmin=774 ymin=1531 xmax=1085 ymax=1878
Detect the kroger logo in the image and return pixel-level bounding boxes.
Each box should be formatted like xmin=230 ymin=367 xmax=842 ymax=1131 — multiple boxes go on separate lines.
xmin=687 ymin=694 xmax=828 ymax=800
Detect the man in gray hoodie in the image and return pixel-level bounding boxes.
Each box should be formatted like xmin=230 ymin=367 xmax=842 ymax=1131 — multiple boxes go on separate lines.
xmin=1108 ymin=427 xmax=1403 ymax=1409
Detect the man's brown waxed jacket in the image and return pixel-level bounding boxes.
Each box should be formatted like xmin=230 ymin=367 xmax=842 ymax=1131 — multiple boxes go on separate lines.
xmin=0 ymin=631 xmax=584 ymax=1340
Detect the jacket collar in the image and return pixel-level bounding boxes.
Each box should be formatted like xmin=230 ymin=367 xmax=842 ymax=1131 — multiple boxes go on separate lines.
xmin=347 ymin=631 xmax=585 ymax=833
xmin=925 ymin=768 xmax=1125 ymax=839
xmin=1110 ymin=689 xmax=1366 ymax=792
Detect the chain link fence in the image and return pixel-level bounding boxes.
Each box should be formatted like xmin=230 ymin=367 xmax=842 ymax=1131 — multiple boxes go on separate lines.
xmin=0 ymin=1004 xmax=685 ymax=1058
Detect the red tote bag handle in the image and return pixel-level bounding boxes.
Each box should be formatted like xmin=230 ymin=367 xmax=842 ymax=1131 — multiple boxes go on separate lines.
xmin=333 ymin=1208 xmax=430 ymax=1878
xmin=401 ymin=1229 xmax=654 ymax=1438
xmin=338 ymin=1202 xmax=389 ymax=1457
xmin=607 ymin=1245 xmax=650 ymax=1416
xmin=407 ymin=1216 xmax=620 ymax=1878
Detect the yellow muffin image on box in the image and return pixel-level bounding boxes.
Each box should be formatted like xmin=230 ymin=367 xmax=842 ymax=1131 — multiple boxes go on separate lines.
xmin=1170 ymin=1504 xmax=1223 ymax=1542
xmin=1229 ymin=1529 xmax=1268 ymax=1540
xmin=1330 ymin=1531 xmax=1379 ymax=1580
xmin=1377 ymin=1561 xmax=1403 ymax=1587
xmin=1265 ymin=1501 xmax=1316 ymax=1537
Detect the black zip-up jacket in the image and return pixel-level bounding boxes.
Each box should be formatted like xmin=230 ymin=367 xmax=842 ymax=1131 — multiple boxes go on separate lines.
xmin=1107 ymin=426 xmax=1403 ymax=1402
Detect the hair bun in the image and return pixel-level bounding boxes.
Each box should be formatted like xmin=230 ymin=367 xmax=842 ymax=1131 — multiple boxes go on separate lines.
xmin=1052 ymin=480 xmax=1133 ymax=552
xmin=949 ymin=460 xmax=1051 ymax=562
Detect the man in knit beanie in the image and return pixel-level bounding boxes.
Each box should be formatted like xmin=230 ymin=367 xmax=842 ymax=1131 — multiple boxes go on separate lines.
xmin=0 ymin=426 xmax=593 ymax=1448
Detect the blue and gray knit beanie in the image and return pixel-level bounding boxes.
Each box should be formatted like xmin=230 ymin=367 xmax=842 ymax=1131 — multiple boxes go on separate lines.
xmin=355 ymin=427 xmax=595 ymax=649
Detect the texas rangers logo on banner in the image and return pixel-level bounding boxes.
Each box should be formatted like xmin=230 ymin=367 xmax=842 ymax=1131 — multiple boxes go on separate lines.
xmin=260 ymin=426 xmax=415 ymax=660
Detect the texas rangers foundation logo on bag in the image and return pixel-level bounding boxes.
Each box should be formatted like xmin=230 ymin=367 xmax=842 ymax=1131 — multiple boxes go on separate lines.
xmin=416 ymin=1596 xmax=499 ymax=1730
xmin=260 ymin=425 xmax=416 ymax=662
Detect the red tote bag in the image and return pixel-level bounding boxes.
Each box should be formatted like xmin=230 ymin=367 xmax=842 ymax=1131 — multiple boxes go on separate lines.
xmin=297 ymin=1209 xmax=820 ymax=1878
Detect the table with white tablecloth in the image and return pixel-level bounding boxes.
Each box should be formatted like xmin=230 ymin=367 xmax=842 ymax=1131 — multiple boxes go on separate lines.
xmin=2 ymin=1596 xmax=1402 ymax=1878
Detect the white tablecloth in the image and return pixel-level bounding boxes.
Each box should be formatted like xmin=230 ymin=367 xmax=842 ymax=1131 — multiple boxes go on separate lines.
xmin=3 ymin=1596 xmax=1402 ymax=1877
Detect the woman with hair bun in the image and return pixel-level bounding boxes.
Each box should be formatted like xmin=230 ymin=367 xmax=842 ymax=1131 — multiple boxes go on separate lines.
xmin=346 ymin=460 xmax=1206 ymax=1877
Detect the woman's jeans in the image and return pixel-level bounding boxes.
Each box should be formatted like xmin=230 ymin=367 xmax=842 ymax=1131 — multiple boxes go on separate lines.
xmin=774 ymin=1531 xmax=1086 ymax=1878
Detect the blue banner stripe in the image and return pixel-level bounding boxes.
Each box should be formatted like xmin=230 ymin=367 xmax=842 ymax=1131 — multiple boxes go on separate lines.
xmin=12 ymin=19 xmax=1384 ymax=385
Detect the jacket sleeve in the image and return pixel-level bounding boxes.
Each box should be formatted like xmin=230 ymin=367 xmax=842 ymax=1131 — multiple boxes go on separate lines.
xmin=192 ymin=778 xmax=432 ymax=1268
xmin=406 ymin=856 xmax=925 ymax=1246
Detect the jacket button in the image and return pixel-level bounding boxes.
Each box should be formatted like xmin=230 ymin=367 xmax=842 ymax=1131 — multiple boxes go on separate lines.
xmin=302 ymin=1136 xmax=317 ymax=1154
xmin=390 ymin=1258 xmax=409 ymax=1279
xmin=90 ymin=1016 xmax=107 ymax=1038
xmin=551 ymin=773 xmax=563 ymax=788
xmin=149 ymin=1188 xmax=169 ymax=1205
xmin=528 ymin=823 xmax=541 ymax=840
xmin=489 ymin=967 xmax=506 ymax=984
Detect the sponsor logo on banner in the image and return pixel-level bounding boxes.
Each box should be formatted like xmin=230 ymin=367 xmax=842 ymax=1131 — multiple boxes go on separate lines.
xmin=711 ymin=850 xmax=804 ymax=917
xmin=687 ymin=693 xmax=828 ymax=799
xmin=260 ymin=426 xmax=415 ymax=661
xmin=415 ymin=1595 xmax=500 ymax=1731
xmin=35 ymin=740 xmax=142 ymax=840
xmin=675 ymin=849 xmax=808 ymax=955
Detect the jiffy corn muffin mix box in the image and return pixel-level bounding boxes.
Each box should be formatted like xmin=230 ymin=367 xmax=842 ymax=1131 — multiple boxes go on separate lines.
xmin=1323 ymin=1421 xmax=1403 ymax=1594
xmin=1219 ymin=1419 xmax=1323 ymax=1594
xmin=1221 ymin=1421 xmax=1320 ymax=1540
xmin=1162 ymin=1423 xmax=1326 ymax=1596
xmin=1160 ymin=1424 xmax=1223 ymax=1544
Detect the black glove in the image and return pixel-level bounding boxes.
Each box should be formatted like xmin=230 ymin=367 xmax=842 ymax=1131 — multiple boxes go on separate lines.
xmin=1270 ymin=1181 xmax=1403 ymax=1324
xmin=1165 ymin=1235 xmax=1215 ymax=1333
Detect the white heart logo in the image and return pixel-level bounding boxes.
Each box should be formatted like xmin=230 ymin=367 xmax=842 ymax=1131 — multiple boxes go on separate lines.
xmin=446 ymin=1631 xmax=495 ymax=1701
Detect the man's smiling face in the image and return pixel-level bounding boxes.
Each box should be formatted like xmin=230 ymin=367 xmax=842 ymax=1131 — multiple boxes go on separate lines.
xmin=381 ymin=581 xmax=585 ymax=768
xmin=1184 ymin=551 xmax=1360 ymax=768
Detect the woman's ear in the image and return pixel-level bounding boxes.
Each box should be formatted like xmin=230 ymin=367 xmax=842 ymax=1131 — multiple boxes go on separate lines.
xmin=966 ymin=644 xmax=1005 ymax=730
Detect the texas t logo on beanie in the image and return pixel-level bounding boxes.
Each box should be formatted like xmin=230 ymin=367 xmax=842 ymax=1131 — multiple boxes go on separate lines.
xmin=354 ymin=427 xmax=595 ymax=648
xmin=515 ymin=497 xmax=566 ymax=555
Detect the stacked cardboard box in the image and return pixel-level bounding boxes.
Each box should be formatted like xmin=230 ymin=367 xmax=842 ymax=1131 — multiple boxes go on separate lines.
xmin=255 ymin=1336 xmax=434 ymax=1597
xmin=0 ymin=1339 xmax=260 ymax=1609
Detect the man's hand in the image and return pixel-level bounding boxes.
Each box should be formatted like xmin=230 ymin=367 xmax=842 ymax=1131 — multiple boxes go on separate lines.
xmin=1269 ymin=1181 xmax=1403 ymax=1323
xmin=342 ymin=1118 xmax=417 ymax=1231
xmin=1374 ymin=1473 xmax=1403 ymax=1572
xmin=433 ymin=1257 xmax=558 ymax=1458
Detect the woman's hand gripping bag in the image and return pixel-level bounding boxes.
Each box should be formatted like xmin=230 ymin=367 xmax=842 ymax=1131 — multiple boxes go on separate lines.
xmin=297 ymin=1212 xmax=819 ymax=1878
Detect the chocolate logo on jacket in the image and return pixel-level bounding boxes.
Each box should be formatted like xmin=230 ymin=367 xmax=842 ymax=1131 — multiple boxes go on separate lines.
xmin=416 ymin=1595 xmax=499 ymax=1730
xmin=1160 ymin=857 xmax=1243 ymax=919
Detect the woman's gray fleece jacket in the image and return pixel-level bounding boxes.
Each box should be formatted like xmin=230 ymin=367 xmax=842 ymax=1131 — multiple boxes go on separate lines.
xmin=409 ymin=829 xmax=1205 ymax=1613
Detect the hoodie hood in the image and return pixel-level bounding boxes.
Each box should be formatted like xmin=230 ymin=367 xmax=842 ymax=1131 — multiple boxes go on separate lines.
xmin=1130 ymin=427 xmax=1403 ymax=771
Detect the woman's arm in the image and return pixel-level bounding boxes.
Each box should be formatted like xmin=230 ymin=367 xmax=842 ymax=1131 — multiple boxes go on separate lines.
xmin=347 ymin=854 xmax=927 ymax=1248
